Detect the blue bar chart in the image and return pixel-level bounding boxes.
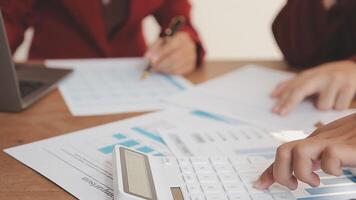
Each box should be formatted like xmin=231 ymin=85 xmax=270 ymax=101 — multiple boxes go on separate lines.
xmin=191 ymin=110 xmax=243 ymax=125
xmin=98 ymin=129 xmax=167 ymax=157
xmin=297 ymin=169 xmax=356 ymax=200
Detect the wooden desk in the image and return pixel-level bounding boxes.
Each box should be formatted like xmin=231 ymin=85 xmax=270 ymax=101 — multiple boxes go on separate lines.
xmin=0 ymin=60 xmax=354 ymax=199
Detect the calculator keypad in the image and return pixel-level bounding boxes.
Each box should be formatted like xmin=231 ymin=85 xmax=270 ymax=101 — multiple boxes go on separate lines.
xmin=168 ymin=156 xmax=295 ymax=200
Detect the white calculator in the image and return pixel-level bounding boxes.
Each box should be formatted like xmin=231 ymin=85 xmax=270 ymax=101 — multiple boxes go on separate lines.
xmin=113 ymin=146 xmax=292 ymax=200
xmin=113 ymin=146 xmax=356 ymax=200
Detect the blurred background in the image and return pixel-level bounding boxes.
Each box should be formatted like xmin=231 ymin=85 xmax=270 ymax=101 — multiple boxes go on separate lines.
xmin=14 ymin=0 xmax=285 ymax=62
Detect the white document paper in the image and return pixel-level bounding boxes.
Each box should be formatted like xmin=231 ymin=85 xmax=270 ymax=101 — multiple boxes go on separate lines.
xmin=166 ymin=65 xmax=355 ymax=134
xmin=46 ymin=58 xmax=193 ymax=116
xmin=157 ymin=110 xmax=281 ymax=158
xmin=5 ymin=108 xmax=282 ymax=200
xmin=160 ymin=124 xmax=280 ymax=158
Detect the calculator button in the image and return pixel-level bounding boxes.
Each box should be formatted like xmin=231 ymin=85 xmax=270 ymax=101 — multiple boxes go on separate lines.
xmin=268 ymin=184 xmax=289 ymax=194
xmin=239 ymin=172 xmax=259 ymax=183
xmin=250 ymin=193 xmax=274 ymax=200
xmin=193 ymin=164 xmax=214 ymax=173
xmin=210 ymin=157 xmax=229 ymax=165
xmin=272 ymin=192 xmax=295 ymax=200
xmin=187 ymin=184 xmax=203 ymax=194
xmin=178 ymin=158 xmax=190 ymax=166
xmin=181 ymin=165 xmax=194 ymax=174
xmin=183 ymin=174 xmax=198 ymax=184
xmin=223 ymin=182 xmax=245 ymax=193
xmin=228 ymin=193 xmax=251 ymax=200
xmin=245 ymin=183 xmax=266 ymax=194
xmin=201 ymin=183 xmax=224 ymax=194
xmin=218 ymin=173 xmax=239 ymax=182
xmin=190 ymin=194 xmax=206 ymax=200
xmin=197 ymin=173 xmax=218 ymax=183
xmin=190 ymin=157 xmax=209 ymax=165
xmin=231 ymin=156 xmax=249 ymax=165
xmin=213 ymin=164 xmax=234 ymax=173
xmin=234 ymin=163 xmax=256 ymax=173
xmin=205 ymin=193 xmax=228 ymax=200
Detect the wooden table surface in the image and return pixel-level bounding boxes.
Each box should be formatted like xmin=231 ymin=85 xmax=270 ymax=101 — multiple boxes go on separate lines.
xmin=0 ymin=60 xmax=354 ymax=200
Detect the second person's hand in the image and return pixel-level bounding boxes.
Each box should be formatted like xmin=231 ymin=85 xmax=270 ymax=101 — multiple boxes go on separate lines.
xmin=254 ymin=113 xmax=356 ymax=190
xmin=145 ymin=32 xmax=197 ymax=75
xmin=271 ymin=60 xmax=356 ymax=116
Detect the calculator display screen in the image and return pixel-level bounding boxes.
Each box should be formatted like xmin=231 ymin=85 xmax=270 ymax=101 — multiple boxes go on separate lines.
xmin=121 ymin=148 xmax=157 ymax=200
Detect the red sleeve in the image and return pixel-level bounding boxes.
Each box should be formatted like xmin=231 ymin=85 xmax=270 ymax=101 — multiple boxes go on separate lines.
xmin=153 ymin=0 xmax=205 ymax=66
xmin=0 ymin=1 xmax=36 ymax=54
xmin=272 ymin=0 xmax=356 ymax=68
xmin=352 ymin=55 xmax=356 ymax=63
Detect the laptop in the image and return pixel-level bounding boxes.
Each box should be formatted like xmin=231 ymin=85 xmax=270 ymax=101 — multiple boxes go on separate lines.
xmin=113 ymin=146 xmax=356 ymax=200
xmin=0 ymin=11 xmax=72 ymax=112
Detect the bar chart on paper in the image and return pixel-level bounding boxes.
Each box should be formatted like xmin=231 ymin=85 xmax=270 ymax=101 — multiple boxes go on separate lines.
xmin=98 ymin=127 xmax=168 ymax=157
xmin=160 ymin=110 xmax=281 ymax=158
xmin=292 ymin=169 xmax=356 ymax=200
xmin=4 ymin=114 xmax=175 ymax=200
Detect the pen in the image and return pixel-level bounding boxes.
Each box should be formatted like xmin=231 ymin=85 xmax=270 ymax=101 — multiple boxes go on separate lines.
xmin=141 ymin=16 xmax=186 ymax=80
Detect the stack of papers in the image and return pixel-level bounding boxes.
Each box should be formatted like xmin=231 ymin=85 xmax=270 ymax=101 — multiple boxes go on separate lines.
xmin=5 ymin=109 xmax=279 ymax=200
xmin=5 ymin=63 xmax=356 ymax=199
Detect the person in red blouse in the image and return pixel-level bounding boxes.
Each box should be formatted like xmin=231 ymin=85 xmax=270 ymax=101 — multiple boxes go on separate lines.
xmin=270 ymin=0 xmax=356 ymax=115
xmin=0 ymin=0 xmax=205 ymax=75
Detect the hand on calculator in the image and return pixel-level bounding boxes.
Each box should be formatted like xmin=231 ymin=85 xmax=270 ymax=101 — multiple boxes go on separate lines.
xmin=255 ymin=113 xmax=356 ymax=190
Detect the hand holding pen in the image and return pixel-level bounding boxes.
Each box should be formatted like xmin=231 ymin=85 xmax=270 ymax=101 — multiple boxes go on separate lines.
xmin=143 ymin=16 xmax=197 ymax=78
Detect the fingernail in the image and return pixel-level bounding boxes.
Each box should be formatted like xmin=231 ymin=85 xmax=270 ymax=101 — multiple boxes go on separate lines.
xmin=272 ymin=106 xmax=280 ymax=113
xmin=272 ymin=107 xmax=278 ymax=113
xmin=310 ymin=181 xmax=319 ymax=188
xmin=280 ymin=108 xmax=287 ymax=116
xmin=287 ymin=179 xmax=298 ymax=190
xmin=281 ymin=106 xmax=291 ymax=116
xmin=253 ymin=178 xmax=263 ymax=189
